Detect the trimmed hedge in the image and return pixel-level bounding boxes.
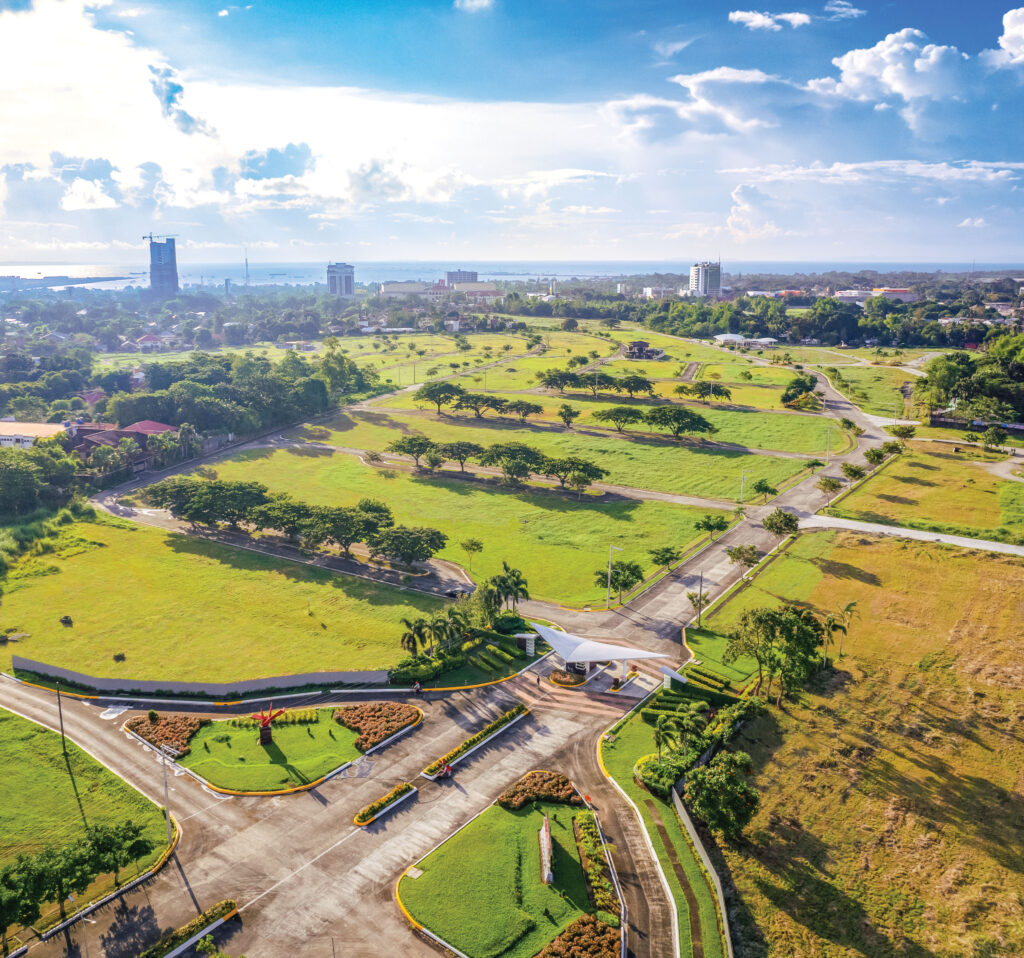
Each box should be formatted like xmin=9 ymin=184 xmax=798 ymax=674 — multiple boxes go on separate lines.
xmin=354 ymin=781 xmax=414 ymax=825
xmin=424 ymin=703 xmax=527 ymax=775
xmin=485 ymin=643 xmax=515 ymax=664
xmin=497 ymin=770 xmax=582 ymax=810
xmin=683 ymin=665 xmax=731 ymax=690
xmin=138 ymin=900 xmax=237 ymax=958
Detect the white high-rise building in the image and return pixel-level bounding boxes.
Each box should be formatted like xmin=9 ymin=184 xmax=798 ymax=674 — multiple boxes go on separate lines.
xmin=327 ymin=262 xmax=355 ymax=297
xmin=689 ymin=261 xmax=722 ymax=298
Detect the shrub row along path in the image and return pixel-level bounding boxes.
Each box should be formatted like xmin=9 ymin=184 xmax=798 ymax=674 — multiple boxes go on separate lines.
xmin=0 ymin=661 xmax=679 ymax=958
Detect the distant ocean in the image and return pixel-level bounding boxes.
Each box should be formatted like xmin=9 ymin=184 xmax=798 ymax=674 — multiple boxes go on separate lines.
xmin=1 ymin=259 xmax=1022 ymax=292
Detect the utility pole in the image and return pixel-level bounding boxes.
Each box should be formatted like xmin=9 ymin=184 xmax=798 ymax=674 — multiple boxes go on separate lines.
xmin=697 ymin=570 xmax=704 ymax=628
xmin=159 ymin=746 xmax=175 ymax=845
xmin=56 ymin=680 xmax=67 ymax=754
xmin=825 ymin=426 xmax=832 ymax=464
xmin=606 ymin=545 xmax=623 ymax=609
xmin=739 ymin=470 xmax=747 ymax=506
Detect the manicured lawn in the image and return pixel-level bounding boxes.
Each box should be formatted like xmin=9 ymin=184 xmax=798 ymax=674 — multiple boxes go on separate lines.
xmin=711 ymin=531 xmax=1024 ymax=957
xmin=399 ymin=802 xmax=592 ymax=958
xmin=912 ymin=424 xmax=1024 ymax=448
xmin=92 ymin=342 xmax=327 ymax=370
xmin=296 ymin=408 xmax=808 ymax=500
xmin=697 ymin=363 xmax=795 ymax=386
xmin=825 ymin=365 xmax=918 ymax=417
xmin=601 ymin=709 xmax=725 ymax=958
xmin=832 ymin=442 xmax=1024 ymax=544
xmin=601 ymin=357 xmax=679 ymax=376
xmin=1 ymin=518 xmax=443 ymax=682
xmin=210 ymin=448 xmax=721 ymax=605
xmin=178 ymin=709 xmax=361 ymax=791
xmin=763 ymin=346 xmax=852 ymax=365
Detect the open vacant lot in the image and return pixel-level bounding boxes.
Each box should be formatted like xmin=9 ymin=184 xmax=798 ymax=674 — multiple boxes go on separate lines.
xmin=211 ymin=447 xmax=721 ymax=605
xmin=696 ymin=530 xmax=1024 ymax=957
xmin=1 ymin=518 xmax=442 ymax=682
xmin=833 ymin=442 xmax=1024 ymax=544
xmin=825 ymin=365 xmax=919 ymax=417
xmin=297 ymin=408 xmax=809 ymax=500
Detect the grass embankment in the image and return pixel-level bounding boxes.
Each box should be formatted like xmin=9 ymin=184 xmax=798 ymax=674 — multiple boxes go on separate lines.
xmin=712 ymin=530 xmax=1024 ymax=957
xmin=399 ymin=802 xmax=592 ymax=958
xmin=601 ymin=711 xmax=725 ymax=958
xmin=298 ymin=409 xmax=808 ymax=501
xmin=0 ymin=707 xmax=169 ymax=941
xmin=831 ymin=442 xmax=1024 ymax=543
xmin=212 ymin=448 xmax=719 ymax=606
xmin=178 ymin=709 xmax=361 ymax=791
xmin=0 ymin=517 xmax=442 ymax=682
xmin=826 ymin=365 xmax=919 ymax=418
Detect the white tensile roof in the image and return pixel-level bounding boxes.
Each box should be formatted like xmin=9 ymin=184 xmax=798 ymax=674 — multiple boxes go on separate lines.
xmin=530 ymin=623 xmax=670 ymax=664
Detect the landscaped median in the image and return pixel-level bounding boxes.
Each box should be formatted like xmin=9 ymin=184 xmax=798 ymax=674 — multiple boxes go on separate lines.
xmin=397 ymin=771 xmax=621 ymax=958
xmin=125 ymin=702 xmax=420 ymax=795
xmin=421 ymin=703 xmax=528 ymax=779
xmin=138 ymin=899 xmax=238 ymax=958
xmin=354 ymin=782 xmax=417 ymax=826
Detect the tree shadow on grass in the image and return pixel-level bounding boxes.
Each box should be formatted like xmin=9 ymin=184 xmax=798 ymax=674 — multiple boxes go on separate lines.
xmin=810 ymin=558 xmax=881 ymax=586
xmin=283 ymin=445 xmax=334 ymax=458
xmin=891 ymin=475 xmax=937 ymax=487
xmin=876 ymin=494 xmax=918 ymax=506
xmin=261 ymin=740 xmax=312 ymax=785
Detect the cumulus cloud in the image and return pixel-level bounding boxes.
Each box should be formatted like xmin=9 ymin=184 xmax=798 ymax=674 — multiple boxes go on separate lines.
xmin=957 ymin=216 xmax=986 ymax=227
xmin=728 ymin=10 xmax=811 ymax=31
xmin=981 ymin=7 xmax=1024 ymax=68
xmin=239 ymin=142 xmax=314 ymax=180
xmin=720 ymin=159 xmax=1024 ymax=184
xmin=727 ymin=184 xmax=784 ymax=240
xmin=453 ymin=0 xmax=492 ymax=10
xmin=149 ymin=65 xmax=216 ymax=136
xmin=824 ymin=0 xmax=865 ymax=20
xmin=60 ymin=177 xmax=119 ymax=210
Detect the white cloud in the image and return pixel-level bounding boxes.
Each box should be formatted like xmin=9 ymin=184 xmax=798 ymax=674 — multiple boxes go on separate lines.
xmin=561 ymin=205 xmax=620 ymax=215
xmin=728 ymin=10 xmax=811 ymax=31
xmin=652 ymin=38 xmax=694 ymax=59
xmin=60 ymin=177 xmax=119 ymax=210
xmin=218 ymin=9 xmax=228 ymax=16
xmin=720 ymin=160 xmax=1024 ymax=184
xmin=981 ymin=7 xmax=1024 ymax=68
xmin=453 ymin=0 xmax=493 ymax=10
xmin=727 ymin=184 xmax=783 ymax=240
xmin=824 ymin=0 xmax=866 ymax=20
xmin=672 ymin=66 xmax=779 ymax=85
xmin=957 ymin=216 xmax=986 ymax=228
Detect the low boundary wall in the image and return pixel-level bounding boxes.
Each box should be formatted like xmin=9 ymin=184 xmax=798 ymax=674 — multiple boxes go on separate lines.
xmin=11 ymin=655 xmax=387 ymax=697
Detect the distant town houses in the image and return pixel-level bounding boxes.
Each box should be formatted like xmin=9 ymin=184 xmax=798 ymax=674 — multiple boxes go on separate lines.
xmin=624 ymin=340 xmax=666 ymax=360
xmin=714 ymin=333 xmax=779 ymax=348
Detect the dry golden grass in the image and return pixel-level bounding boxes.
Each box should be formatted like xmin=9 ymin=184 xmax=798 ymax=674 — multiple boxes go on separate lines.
xmin=716 ymin=531 xmax=1024 ymax=958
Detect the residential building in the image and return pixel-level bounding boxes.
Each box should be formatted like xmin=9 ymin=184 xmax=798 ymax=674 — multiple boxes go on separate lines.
xmin=834 ymin=289 xmax=874 ymax=303
xmin=642 ymin=286 xmax=675 ymax=300
xmin=689 ymin=261 xmax=722 ymax=298
xmin=149 ymin=237 xmax=179 ymax=300
xmin=379 ymin=282 xmax=430 ymax=299
xmin=452 ymin=281 xmax=501 ymax=304
xmin=0 ymin=421 xmax=66 ymax=448
xmin=445 ymin=269 xmax=478 ymax=285
xmin=327 ymin=262 xmax=355 ymax=298
xmin=624 ymin=340 xmax=665 ymax=360
xmin=872 ymin=287 xmax=918 ymax=303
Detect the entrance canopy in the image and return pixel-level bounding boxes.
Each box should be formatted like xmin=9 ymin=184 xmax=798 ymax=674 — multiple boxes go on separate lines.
xmin=529 ymin=623 xmax=670 ymax=665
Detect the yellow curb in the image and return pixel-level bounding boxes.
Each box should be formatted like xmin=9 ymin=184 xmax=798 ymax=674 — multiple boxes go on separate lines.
xmin=354 ymin=784 xmax=413 ymax=827
xmin=17 ymin=677 xmax=99 ymax=700
xmin=394 ymin=867 xmax=423 ymax=930
xmin=422 ymin=706 xmax=529 ymax=776
xmin=606 ymin=672 xmax=640 ymax=693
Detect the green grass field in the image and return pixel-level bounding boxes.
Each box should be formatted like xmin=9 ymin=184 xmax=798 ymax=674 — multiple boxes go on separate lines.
xmin=1 ymin=518 xmax=443 ymax=682
xmin=297 ymin=408 xmax=809 ymax=501
xmin=179 ymin=709 xmax=361 ymax=791
xmin=824 ymin=365 xmax=918 ymax=417
xmin=92 ymin=342 xmax=325 ymax=370
xmin=832 ymin=442 xmax=1024 ymax=544
xmin=602 ymin=710 xmax=725 ymax=958
xmin=697 ymin=363 xmax=795 ymax=386
xmin=210 ymin=448 xmax=720 ymax=605
xmin=399 ymin=801 xmax=592 ymax=958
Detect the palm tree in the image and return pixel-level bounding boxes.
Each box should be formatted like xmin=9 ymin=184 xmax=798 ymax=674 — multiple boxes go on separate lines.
xmin=177 ymin=422 xmax=199 ymax=461
xmin=836 ymin=600 xmax=859 ymax=658
xmin=674 ymin=702 xmax=708 ymax=753
xmin=500 ymin=561 xmax=530 ymax=612
xmin=444 ymin=605 xmax=469 ymax=652
xmin=426 ymin=614 xmax=449 ymax=656
xmin=821 ymin=614 xmax=847 ymax=668
xmin=399 ymin=617 xmax=428 ymax=657
xmin=653 ymin=714 xmax=680 ymax=761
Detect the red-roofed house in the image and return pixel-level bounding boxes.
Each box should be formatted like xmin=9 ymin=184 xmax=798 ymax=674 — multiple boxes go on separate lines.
xmin=123 ymin=420 xmax=177 ymax=436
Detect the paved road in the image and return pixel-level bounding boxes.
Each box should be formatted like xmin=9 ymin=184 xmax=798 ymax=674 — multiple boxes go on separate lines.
xmin=801 ymin=514 xmax=1024 ymax=556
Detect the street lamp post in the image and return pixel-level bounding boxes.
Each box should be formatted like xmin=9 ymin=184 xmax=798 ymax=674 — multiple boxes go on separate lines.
xmin=825 ymin=426 xmax=832 ymax=464
xmin=606 ymin=545 xmax=623 ymax=609
xmin=739 ymin=470 xmax=748 ymax=506
xmin=159 ymin=745 xmax=178 ymax=845
xmin=56 ymin=680 xmax=67 ymax=755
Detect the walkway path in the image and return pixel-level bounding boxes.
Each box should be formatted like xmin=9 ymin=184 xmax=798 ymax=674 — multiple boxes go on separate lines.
xmin=800 ymin=514 xmax=1024 ymax=557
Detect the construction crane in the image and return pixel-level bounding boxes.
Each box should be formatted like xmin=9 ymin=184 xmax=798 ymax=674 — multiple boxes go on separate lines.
xmin=141 ymin=233 xmax=179 ymax=242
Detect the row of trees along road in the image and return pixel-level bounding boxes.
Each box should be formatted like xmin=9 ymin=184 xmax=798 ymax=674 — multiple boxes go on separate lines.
xmin=142 ymin=477 xmax=447 ymax=567
xmin=0 ymin=821 xmax=153 ymax=954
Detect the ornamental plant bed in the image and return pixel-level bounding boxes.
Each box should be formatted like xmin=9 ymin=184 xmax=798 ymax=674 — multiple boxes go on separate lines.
xmin=125 ymin=713 xmax=208 ymax=756
xmin=423 ymin=703 xmax=527 ymax=777
xmin=497 ymin=770 xmax=582 ymax=810
xmin=334 ymin=701 xmax=420 ymax=751
xmin=533 ymin=914 xmax=619 ymax=958
xmin=137 ymin=899 xmax=237 ymax=958
xmin=550 ymin=670 xmax=586 ymax=687
xmin=574 ymin=810 xmax=620 ymax=919
xmin=354 ymin=782 xmax=415 ymax=826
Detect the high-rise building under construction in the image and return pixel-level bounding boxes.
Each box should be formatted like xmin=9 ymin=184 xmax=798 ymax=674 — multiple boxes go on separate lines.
xmin=149 ymin=237 xmax=179 ymax=299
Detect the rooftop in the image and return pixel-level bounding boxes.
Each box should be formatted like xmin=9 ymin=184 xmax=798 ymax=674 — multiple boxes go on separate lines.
xmin=0 ymin=421 xmax=66 ymax=439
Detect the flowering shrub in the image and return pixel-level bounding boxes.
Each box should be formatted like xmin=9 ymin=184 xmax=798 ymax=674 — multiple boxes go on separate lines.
xmin=228 ymin=708 xmax=320 ymax=729
xmin=138 ymin=900 xmax=237 ymax=958
xmin=576 ymin=811 xmax=619 ymax=915
xmin=354 ymin=781 xmax=413 ymax=825
xmin=551 ymin=670 xmax=586 ymax=687
xmin=126 ymin=713 xmax=208 ymax=756
xmin=497 ymin=770 xmax=582 ymax=810
xmin=334 ymin=702 xmax=419 ymax=751
xmin=423 ymin=703 xmax=527 ymax=776
xmin=534 ymin=915 xmax=619 ymax=957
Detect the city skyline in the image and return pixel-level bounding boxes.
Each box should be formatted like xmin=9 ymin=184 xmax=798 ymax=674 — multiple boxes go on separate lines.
xmin=1 ymin=0 xmax=1023 ymax=264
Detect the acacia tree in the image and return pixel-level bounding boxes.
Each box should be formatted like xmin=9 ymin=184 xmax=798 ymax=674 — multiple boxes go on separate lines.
xmin=586 ymin=372 xmax=619 ymax=397
xmin=506 ymin=399 xmax=543 ymax=423
xmin=543 ymin=456 xmax=607 ymax=488
xmin=725 ymin=544 xmax=759 ymax=569
xmin=438 ymin=441 xmax=483 ymax=472
xmin=889 ymin=424 xmax=916 ymax=446
xmin=460 ymin=538 xmax=483 ymax=571
xmin=644 ymin=406 xmax=714 ymax=440
xmin=593 ymin=406 xmax=645 ymax=432
xmin=594 ymin=560 xmax=644 ymax=603
xmin=762 ymin=508 xmax=799 ymax=538
xmin=817 ymin=476 xmax=842 ymax=498
xmin=649 ymin=546 xmax=681 ymax=572
xmin=385 ymin=436 xmax=436 ymax=468
xmin=369 ymin=526 xmax=447 ymax=567
xmin=618 ymin=375 xmax=654 ymax=398
xmin=557 ymin=404 xmax=580 ymax=429
xmin=752 ymin=478 xmax=777 ymax=503
xmin=695 ymin=513 xmax=729 ymax=541
xmin=413 ymin=381 xmax=465 ymax=414
xmin=683 ymin=751 xmax=759 ymax=841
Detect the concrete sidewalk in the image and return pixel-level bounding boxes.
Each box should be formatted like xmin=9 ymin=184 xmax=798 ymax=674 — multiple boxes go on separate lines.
xmin=801 ymin=515 xmax=1024 ymax=556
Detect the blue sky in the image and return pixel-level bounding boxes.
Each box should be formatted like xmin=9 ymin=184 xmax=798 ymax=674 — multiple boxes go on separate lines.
xmin=1 ymin=0 xmax=1023 ymax=264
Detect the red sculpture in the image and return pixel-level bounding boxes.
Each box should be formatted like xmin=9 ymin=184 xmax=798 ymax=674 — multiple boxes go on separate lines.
xmin=252 ymin=703 xmax=285 ymax=745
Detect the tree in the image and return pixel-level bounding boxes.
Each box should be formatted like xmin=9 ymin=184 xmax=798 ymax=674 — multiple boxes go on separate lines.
xmin=197 ymin=933 xmax=247 ymax=957
xmin=618 ymin=375 xmax=653 ymax=398
xmin=399 ymin=617 xmax=429 ymax=657
xmin=752 ymin=478 xmax=777 ymax=503
xmin=649 ymin=546 xmax=681 ymax=572
xmin=726 ymin=544 xmax=759 ymax=569
xmin=561 ymin=317 xmax=579 ymax=331
xmin=506 ymin=399 xmax=543 ymax=423
xmin=863 ymin=447 xmax=885 ymax=466
xmin=889 ymin=424 xmax=916 ymax=446
xmin=567 ymin=470 xmax=595 ymax=498
xmin=817 ymin=476 xmax=842 ymax=497
xmin=369 ymin=526 xmax=447 ymax=566
xmin=695 ymin=513 xmax=729 ymax=540
xmin=687 ymin=587 xmax=709 ymax=628
xmin=385 ymin=436 xmax=436 ymax=468
xmin=438 ymin=441 xmax=483 ymax=472
xmin=982 ymin=425 xmax=1008 ymax=448
xmin=806 ymin=458 xmax=825 ymax=473
xmin=499 ymin=561 xmax=530 ymax=611
xmin=686 ymin=380 xmax=731 ymax=404
xmin=644 ymin=405 xmax=715 ymax=440
xmin=453 ymin=392 xmax=501 ymax=418
xmin=543 ymin=456 xmax=607 ymax=488
xmin=460 ymin=538 xmax=483 ymax=571
xmin=673 ymin=701 xmax=708 ymax=754
xmin=479 ymin=442 xmax=546 ymax=483
xmin=762 ymin=508 xmax=799 ymax=538
xmin=841 ymin=463 xmax=866 ymax=481
xmin=821 ymin=613 xmax=847 ymax=668
xmin=413 ymin=381 xmax=464 ymax=415
xmin=586 ymin=371 xmax=619 ymax=397
xmin=835 ymin=599 xmax=859 ymax=658
xmin=653 ymin=714 xmax=680 ymax=761
xmin=881 ymin=440 xmax=902 ymax=456
xmin=88 ymin=820 xmax=153 ymax=888
xmin=595 ymin=559 xmax=644 ymax=603
xmin=248 ymin=495 xmax=310 ymax=541
xmin=537 ymin=370 xmax=581 ymax=394
xmin=557 ymin=403 xmax=580 ymax=429
xmin=0 ymin=859 xmax=41 ymax=957
xmin=36 ymin=842 xmax=94 ymax=920
xmin=684 ymin=751 xmax=759 ymax=841
xmin=592 ymin=406 xmax=645 ymax=432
